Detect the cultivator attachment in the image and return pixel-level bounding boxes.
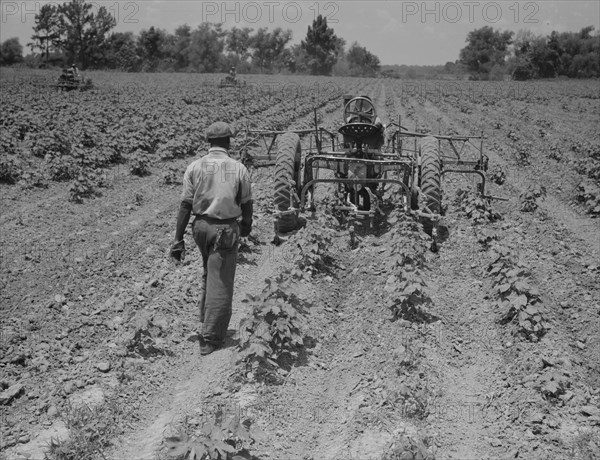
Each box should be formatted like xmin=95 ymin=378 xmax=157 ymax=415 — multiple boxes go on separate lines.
xmin=243 ymin=95 xmax=504 ymax=250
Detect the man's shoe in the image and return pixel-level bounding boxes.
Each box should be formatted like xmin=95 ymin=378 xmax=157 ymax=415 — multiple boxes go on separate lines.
xmin=200 ymin=342 xmax=217 ymax=355
xmin=199 ymin=337 xmax=222 ymax=355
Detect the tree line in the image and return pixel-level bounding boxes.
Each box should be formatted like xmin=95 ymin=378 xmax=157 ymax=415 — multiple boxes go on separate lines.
xmin=0 ymin=0 xmax=380 ymax=77
xmin=1 ymin=0 xmax=598 ymax=80
xmin=459 ymin=25 xmax=600 ymax=80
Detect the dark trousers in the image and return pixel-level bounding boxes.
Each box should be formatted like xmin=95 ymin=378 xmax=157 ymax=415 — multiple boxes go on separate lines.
xmin=192 ymin=216 xmax=240 ymax=345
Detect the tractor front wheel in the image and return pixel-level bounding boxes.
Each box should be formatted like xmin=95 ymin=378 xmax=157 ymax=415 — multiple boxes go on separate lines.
xmin=419 ymin=136 xmax=442 ymax=235
xmin=273 ymin=133 xmax=302 ymax=233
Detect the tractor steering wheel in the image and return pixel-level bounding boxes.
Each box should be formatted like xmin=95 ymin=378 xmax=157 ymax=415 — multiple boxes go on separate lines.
xmin=344 ymin=97 xmax=377 ymax=125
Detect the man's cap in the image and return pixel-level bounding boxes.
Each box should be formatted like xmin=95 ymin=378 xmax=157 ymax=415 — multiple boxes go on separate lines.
xmin=206 ymin=121 xmax=234 ymax=140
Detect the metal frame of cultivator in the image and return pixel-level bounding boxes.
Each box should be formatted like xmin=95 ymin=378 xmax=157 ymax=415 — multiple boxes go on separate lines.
xmin=219 ymin=75 xmax=247 ymax=88
xmin=240 ymin=97 xmax=504 ymax=249
xmin=55 ymin=69 xmax=84 ymax=92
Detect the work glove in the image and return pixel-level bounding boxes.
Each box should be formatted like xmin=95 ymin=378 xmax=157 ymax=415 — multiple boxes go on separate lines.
xmin=169 ymin=240 xmax=186 ymax=263
xmin=240 ymin=220 xmax=252 ymax=237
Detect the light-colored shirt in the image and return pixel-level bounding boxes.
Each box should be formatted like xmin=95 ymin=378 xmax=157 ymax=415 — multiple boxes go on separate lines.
xmin=181 ymin=147 xmax=252 ymax=219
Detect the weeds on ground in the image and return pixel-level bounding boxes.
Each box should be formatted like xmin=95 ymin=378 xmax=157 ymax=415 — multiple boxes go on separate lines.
xmin=45 ymin=395 xmax=127 ymax=460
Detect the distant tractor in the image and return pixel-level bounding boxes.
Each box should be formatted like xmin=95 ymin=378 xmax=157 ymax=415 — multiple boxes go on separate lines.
xmin=241 ymin=94 xmax=498 ymax=250
xmin=56 ymin=65 xmax=83 ymax=91
xmin=219 ymin=66 xmax=246 ymax=88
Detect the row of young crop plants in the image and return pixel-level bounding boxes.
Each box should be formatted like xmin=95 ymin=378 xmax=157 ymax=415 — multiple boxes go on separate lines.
xmin=455 ymin=191 xmax=576 ymax=406
xmin=0 ymin=81 xmax=351 ymax=203
xmin=396 ymin=78 xmax=600 ymax=217
xmin=158 ymin=180 xmax=561 ymax=459
xmin=159 ymin=203 xmax=441 ymax=460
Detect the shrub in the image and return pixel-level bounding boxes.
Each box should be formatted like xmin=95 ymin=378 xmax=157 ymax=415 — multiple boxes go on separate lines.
xmin=0 ymin=156 xmax=22 ymax=184
xmin=129 ymin=150 xmax=151 ymax=176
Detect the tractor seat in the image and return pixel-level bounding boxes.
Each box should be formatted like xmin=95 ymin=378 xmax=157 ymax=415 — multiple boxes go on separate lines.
xmin=338 ymin=123 xmax=381 ymax=141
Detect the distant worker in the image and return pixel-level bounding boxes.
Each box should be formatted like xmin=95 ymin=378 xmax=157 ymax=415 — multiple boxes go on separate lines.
xmin=170 ymin=121 xmax=253 ymax=356
xmin=229 ymin=66 xmax=236 ymax=79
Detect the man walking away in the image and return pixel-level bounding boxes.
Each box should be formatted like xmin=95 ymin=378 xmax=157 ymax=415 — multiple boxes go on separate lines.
xmin=170 ymin=122 xmax=253 ymax=355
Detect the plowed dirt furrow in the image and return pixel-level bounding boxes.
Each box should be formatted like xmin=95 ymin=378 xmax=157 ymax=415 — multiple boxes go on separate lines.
xmin=388 ymin=85 xmax=599 ymax=459
xmin=105 ymin=84 xmax=372 ymax=459
xmin=383 ymin=88 xmax=509 ymax=459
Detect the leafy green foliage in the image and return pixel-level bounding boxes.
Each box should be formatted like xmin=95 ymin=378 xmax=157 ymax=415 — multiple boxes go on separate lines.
xmin=162 ymin=166 xmax=183 ymax=185
xmin=386 ymin=266 xmax=434 ymax=323
xmin=236 ymin=275 xmax=307 ymax=384
xmin=387 ymin=216 xmax=428 ymax=267
xmin=48 ymin=155 xmax=78 ymax=181
xmin=0 ymin=156 xmax=22 ymax=184
xmin=301 ymin=14 xmax=343 ymax=75
xmin=31 ymin=130 xmax=71 ymax=158
xmin=520 ymin=184 xmax=547 ymax=212
xmin=488 ymin=165 xmax=506 ymax=185
xmin=476 ymin=228 xmax=500 ymax=249
xmin=455 ymin=189 xmax=502 ymax=223
xmin=129 ymin=150 xmax=151 ymax=176
xmin=346 ymin=42 xmax=380 ymax=77
xmin=515 ymin=141 xmax=533 ymax=165
xmin=509 ymin=26 xmax=600 ymax=79
xmin=289 ymin=228 xmax=333 ymax=278
xmin=574 ymin=183 xmax=600 ymax=216
xmin=546 ymin=141 xmax=564 ymax=162
xmin=157 ymin=137 xmax=200 ymax=160
xmin=382 ymin=432 xmax=433 ymax=460
xmin=163 ymin=413 xmax=257 ymax=460
xmin=538 ymin=369 xmax=569 ymax=399
xmin=18 ymin=171 xmax=49 ymax=189
xmin=488 ymin=244 xmax=548 ymax=340
xmin=384 ymin=216 xmax=436 ymax=323
xmin=68 ymin=168 xmax=106 ymax=203
xmin=459 ymin=26 xmax=514 ymax=80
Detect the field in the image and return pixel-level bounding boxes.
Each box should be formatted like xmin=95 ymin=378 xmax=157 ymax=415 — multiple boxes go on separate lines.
xmin=1 ymin=69 xmax=599 ymax=460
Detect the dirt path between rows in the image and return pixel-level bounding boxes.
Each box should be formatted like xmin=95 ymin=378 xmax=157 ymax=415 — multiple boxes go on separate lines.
xmin=398 ymin=86 xmax=600 ymax=459
xmin=104 ymin=85 xmax=371 ymax=460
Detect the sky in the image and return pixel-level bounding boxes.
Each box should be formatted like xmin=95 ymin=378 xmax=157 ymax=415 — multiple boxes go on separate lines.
xmin=1 ymin=0 xmax=599 ymax=65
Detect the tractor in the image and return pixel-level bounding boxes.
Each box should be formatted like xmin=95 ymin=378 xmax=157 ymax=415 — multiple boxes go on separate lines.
xmin=240 ymin=94 xmax=500 ymax=250
xmin=56 ymin=66 xmax=83 ymax=91
xmin=219 ymin=67 xmax=246 ymax=88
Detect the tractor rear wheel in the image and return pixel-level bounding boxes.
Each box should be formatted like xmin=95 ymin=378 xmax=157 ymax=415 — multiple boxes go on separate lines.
xmin=273 ymin=133 xmax=302 ymax=233
xmin=419 ymin=136 xmax=442 ymax=235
